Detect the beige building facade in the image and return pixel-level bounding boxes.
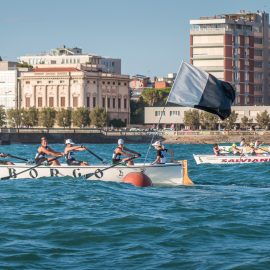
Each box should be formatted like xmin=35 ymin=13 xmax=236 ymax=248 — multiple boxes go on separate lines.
xmin=19 ymin=66 xmax=130 ymax=124
xmin=145 ymin=106 xmax=270 ymax=127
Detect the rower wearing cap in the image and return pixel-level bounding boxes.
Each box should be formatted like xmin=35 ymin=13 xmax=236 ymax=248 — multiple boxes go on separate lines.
xmin=64 ymin=139 xmax=88 ymax=166
xmin=249 ymin=143 xmax=256 ymax=156
xmin=231 ymin=143 xmax=241 ymax=155
xmin=151 ymin=141 xmax=167 ymax=164
xmin=112 ymin=139 xmax=135 ymax=165
xmin=35 ymin=137 xmax=63 ymax=165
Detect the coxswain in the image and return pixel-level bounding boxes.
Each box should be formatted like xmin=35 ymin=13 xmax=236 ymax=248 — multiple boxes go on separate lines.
xmin=0 ymin=153 xmax=14 ymax=165
xmin=112 ymin=139 xmax=138 ymax=165
xmin=213 ymin=144 xmax=221 ymax=156
xmin=231 ymin=143 xmax=241 ymax=155
xmin=64 ymin=139 xmax=88 ymax=166
xmin=35 ymin=137 xmax=63 ymax=165
xmin=151 ymin=141 xmax=167 ymax=164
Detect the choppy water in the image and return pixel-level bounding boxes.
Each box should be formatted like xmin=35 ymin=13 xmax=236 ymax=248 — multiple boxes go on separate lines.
xmin=0 ymin=143 xmax=270 ymax=269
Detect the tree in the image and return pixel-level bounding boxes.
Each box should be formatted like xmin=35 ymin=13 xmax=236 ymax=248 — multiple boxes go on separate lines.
xmin=256 ymin=110 xmax=270 ymax=129
xmin=240 ymin=116 xmax=249 ymax=130
xmin=72 ymin=107 xmax=90 ymax=127
xmin=183 ymin=109 xmax=200 ymax=130
xmin=0 ymin=106 xmax=6 ymax=127
xmin=39 ymin=107 xmax=56 ymax=128
xmin=222 ymin=111 xmax=238 ymax=130
xmin=21 ymin=107 xmax=39 ymax=127
xmin=109 ymin=118 xmax=125 ymax=128
xmin=130 ymin=98 xmax=145 ymax=124
xmin=6 ymin=108 xmax=23 ymax=128
xmin=200 ymin=112 xmax=218 ymax=130
xmin=57 ymin=108 xmax=72 ymax=128
xmin=90 ymin=107 xmax=108 ymax=128
xmin=141 ymin=88 xmax=170 ymax=106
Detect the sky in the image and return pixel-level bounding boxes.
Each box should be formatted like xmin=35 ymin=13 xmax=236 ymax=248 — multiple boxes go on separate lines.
xmin=1 ymin=0 xmax=269 ymax=77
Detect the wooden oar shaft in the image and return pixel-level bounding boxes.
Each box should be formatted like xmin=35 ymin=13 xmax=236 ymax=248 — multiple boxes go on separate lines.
xmin=6 ymin=154 xmax=28 ymax=162
xmin=84 ymin=147 xmax=106 ymax=163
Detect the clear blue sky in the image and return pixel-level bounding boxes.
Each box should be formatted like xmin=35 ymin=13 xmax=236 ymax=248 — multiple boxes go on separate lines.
xmin=1 ymin=0 xmax=269 ymax=77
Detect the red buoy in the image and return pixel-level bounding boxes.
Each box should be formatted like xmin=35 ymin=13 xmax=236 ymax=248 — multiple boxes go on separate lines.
xmin=123 ymin=172 xmax=152 ymax=187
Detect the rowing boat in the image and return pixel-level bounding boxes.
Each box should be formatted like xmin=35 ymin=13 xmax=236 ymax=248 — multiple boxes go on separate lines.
xmin=0 ymin=160 xmax=192 ymax=186
xmin=193 ymin=154 xmax=270 ymax=164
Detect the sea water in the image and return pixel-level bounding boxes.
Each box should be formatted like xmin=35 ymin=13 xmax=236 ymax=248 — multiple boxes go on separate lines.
xmin=0 ymin=143 xmax=270 ymax=269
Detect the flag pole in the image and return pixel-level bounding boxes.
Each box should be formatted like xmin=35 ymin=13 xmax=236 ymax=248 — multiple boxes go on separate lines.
xmin=143 ymin=61 xmax=184 ymax=164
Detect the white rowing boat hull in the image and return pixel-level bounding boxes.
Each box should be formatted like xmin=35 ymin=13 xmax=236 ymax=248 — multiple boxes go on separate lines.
xmin=0 ymin=162 xmax=190 ymax=186
xmin=193 ymin=154 xmax=270 ymax=164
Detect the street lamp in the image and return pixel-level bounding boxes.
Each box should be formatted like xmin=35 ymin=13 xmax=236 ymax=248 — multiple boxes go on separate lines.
xmin=63 ymin=117 xmax=66 ymax=130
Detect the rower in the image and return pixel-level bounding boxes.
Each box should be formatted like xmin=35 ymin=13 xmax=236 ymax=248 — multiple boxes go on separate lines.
xmin=240 ymin=138 xmax=246 ymax=147
xmin=35 ymin=137 xmax=63 ymax=165
xmin=231 ymin=143 xmax=241 ymax=155
xmin=64 ymin=139 xmax=88 ymax=166
xmin=151 ymin=140 xmax=167 ymax=164
xmin=254 ymin=140 xmax=262 ymax=149
xmin=0 ymin=153 xmax=14 ymax=165
xmin=213 ymin=144 xmax=221 ymax=156
xmin=112 ymin=139 xmax=136 ymax=165
xmin=249 ymin=143 xmax=257 ymax=156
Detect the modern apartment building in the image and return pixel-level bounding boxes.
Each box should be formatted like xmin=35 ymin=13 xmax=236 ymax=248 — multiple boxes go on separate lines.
xmin=19 ymin=46 xmax=121 ymax=74
xmin=19 ymin=66 xmax=130 ymax=124
xmin=190 ymin=10 xmax=270 ymax=106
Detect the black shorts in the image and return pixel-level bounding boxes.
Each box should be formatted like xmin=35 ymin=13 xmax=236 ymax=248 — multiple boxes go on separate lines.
xmin=35 ymin=157 xmax=48 ymax=165
xmin=67 ymin=159 xmax=81 ymax=166
xmin=112 ymin=159 xmax=121 ymax=165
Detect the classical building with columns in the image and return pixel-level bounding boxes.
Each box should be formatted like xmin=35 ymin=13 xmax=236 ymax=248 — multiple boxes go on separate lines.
xmin=19 ymin=65 xmax=130 ymax=124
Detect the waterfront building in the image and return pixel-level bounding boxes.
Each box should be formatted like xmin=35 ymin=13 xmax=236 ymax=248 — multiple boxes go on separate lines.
xmin=0 ymin=60 xmax=19 ymax=109
xmin=190 ymin=10 xmax=270 ymax=106
xmin=19 ymin=65 xmax=130 ymax=124
xmin=19 ymin=46 xmax=121 ymax=74
xmin=145 ymin=106 xmax=270 ymax=128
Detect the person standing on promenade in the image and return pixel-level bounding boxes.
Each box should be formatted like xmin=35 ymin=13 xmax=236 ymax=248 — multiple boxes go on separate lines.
xmin=35 ymin=137 xmax=63 ymax=165
xmin=64 ymin=139 xmax=88 ymax=166
xmin=112 ymin=139 xmax=137 ymax=165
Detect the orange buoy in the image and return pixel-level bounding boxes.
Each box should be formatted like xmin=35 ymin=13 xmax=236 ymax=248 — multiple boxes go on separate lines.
xmin=123 ymin=172 xmax=152 ymax=187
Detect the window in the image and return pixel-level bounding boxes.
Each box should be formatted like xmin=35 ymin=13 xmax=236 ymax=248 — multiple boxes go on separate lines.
xmin=107 ymin=81 xmax=110 ymax=85
xmin=73 ymin=97 xmax=78 ymax=108
xmin=118 ymin=82 xmax=121 ymax=86
xmin=102 ymin=97 xmax=105 ymax=108
xmin=118 ymin=98 xmax=121 ymax=109
xmin=37 ymin=81 xmax=42 ymax=84
xmin=102 ymin=81 xmax=105 ymax=85
xmin=113 ymin=82 xmax=115 ymax=85
xmin=38 ymin=97 xmax=42 ymax=107
xmin=87 ymin=97 xmax=90 ymax=108
xmin=49 ymin=97 xmax=54 ymax=107
xmin=25 ymin=81 xmax=30 ymax=84
xmin=25 ymin=97 xmax=30 ymax=108
xmin=107 ymin=98 xmax=110 ymax=108
xmin=60 ymin=80 xmax=65 ymax=83
xmin=124 ymin=82 xmax=127 ymax=86
xmin=254 ymin=61 xmax=263 ymax=68
xmin=61 ymin=97 xmax=65 ymax=107
xmin=124 ymin=98 xmax=127 ymax=109
xmin=113 ymin=98 xmax=115 ymax=108
xmin=254 ymin=84 xmax=262 ymax=92
xmin=73 ymin=80 xmax=78 ymax=83
xmin=93 ymin=97 xmax=96 ymax=107
xmin=48 ymin=80 xmax=53 ymax=84
xmin=93 ymin=81 xmax=96 ymax=84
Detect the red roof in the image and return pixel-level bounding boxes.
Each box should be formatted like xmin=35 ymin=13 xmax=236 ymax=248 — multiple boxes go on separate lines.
xmin=33 ymin=67 xmax=80 ymax=72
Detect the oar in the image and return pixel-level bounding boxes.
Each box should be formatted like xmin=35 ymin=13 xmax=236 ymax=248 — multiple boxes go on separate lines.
xmin=82 ymin=155 xmax=138 ymax=180
xmin=0 ymin=156 xmax=62 ymax=180
xmin=258 ymin=147 xmax=270 ymax=154
xmin=123 ymin=147 xmax=141 ymax=157
xmin=83 ymin=146 xmax=107 ymax=164
xmin=5 ymin=154 xmax=29 ymax=162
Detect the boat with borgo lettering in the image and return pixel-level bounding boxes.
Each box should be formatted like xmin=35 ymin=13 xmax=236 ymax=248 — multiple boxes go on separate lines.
xmin=0 ymin=160 xmax=193 ymax=186
xmin=193 ymin=154 xmax=270 ymax=164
